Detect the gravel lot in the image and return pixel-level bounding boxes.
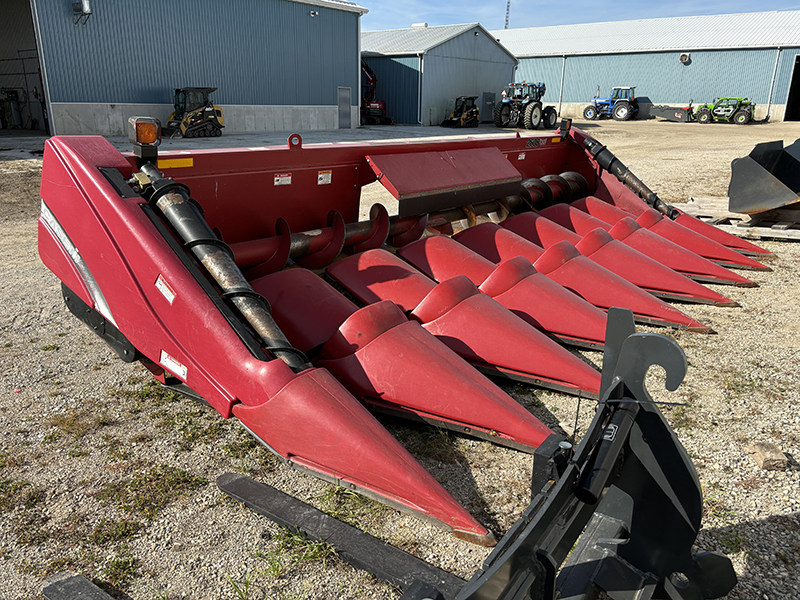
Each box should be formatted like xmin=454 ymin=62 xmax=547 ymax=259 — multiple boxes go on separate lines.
xmin=1 ymin=119 xmax=799 ymax=600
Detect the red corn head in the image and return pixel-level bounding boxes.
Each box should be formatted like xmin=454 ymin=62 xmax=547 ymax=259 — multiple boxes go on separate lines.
xmin=594 ymin=168 xmax=773 ymax=256
xmin=250 ymin=268 xmax=553 ymax=452
xmin=502 ymin=212 xmax=736 ymax=307
xmin=572 ymin=196 xmax=770 ymax=271
xmin=397 ymin=235 xmax=608 ymax=349
xmin=327 ymin=249 xmax=602 ymax=398
xmin=538 ymin=203 xmax=756 ymax=287
xmin=232 ymin=360 xmax=495 ymax=545
xmin=453 ymin=222 xmax=711 ymax=332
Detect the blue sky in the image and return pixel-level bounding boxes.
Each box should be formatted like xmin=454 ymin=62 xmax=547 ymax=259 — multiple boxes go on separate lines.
xmin=359 ymin=0 xmax=800 ymax=31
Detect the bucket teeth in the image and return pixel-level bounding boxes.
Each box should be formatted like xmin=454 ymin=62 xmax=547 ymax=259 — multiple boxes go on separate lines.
xmin=397 ymin=235 xmax=608 ymax=349
xmin=538 ymin=203 xmax=757 ymax=287
xmin=501 ymin=212 xmax=737 ymax=309
xmin=327 ymin=249 xmax=602 ymax=397
xmin=454 ymin=222 xmax=712 ymax=333
xmin=250 ymin=268 xmax=554 ymax=453
xmin=232 ymin=362 xmax=494 ymax=543
xmin=573 ymin=196 xmax=771 ymax=271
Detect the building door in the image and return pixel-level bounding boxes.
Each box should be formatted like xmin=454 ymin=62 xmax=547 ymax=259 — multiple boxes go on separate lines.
xmin=338 ymin=87 xmax=351 ymax=129
xmin=481 ymin=92 xmax=496 ymax=123
xmin=784 ymin=55 xmax=800 ymax=121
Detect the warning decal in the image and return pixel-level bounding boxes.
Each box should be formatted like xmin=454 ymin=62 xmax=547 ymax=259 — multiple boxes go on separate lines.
xmin=274 ymin=173 xmax=292 ymax=186
xmin=317 ymin=170 xmax=332 ymax=185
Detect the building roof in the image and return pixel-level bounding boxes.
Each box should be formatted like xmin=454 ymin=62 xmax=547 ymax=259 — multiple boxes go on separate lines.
xmin=491 ymin=10 xmax=800 ymax=57
xmin=290 ymin=0 xmax=368 ymax=15
xmin=362 ymin=23 xmax=491 ymax=56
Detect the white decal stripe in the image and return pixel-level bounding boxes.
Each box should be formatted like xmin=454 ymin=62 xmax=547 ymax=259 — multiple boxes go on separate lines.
xmin=40 ymin=200 xmax=117 ymax=327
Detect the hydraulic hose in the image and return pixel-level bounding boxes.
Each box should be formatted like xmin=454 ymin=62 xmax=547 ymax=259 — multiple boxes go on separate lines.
xmin=583 ymin=137 xmax=679 ymax=219
xmin=139 ymin=163 xmax=309 ymax=371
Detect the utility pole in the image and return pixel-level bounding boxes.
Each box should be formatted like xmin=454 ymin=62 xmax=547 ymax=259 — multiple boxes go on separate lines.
xmin=504 ymin=0 xmax=511 ymax=29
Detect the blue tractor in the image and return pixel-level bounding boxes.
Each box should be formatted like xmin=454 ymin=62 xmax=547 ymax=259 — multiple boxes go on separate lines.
xmin=583 ymin=86 xmax=639 ymax=121
xmin=493 ymin=82 xmax=558 ymax=129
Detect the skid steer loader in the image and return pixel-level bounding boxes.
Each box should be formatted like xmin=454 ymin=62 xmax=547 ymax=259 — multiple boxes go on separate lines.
xmin=165 ymin=87 xmax=224 ymax=138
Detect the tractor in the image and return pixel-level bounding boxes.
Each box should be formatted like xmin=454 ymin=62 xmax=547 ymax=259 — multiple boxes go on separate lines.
xmin=695 ymin=97 xmax=755 ymax=124
xmin=493 ymin=82 xmax=558 ymax=130
xmin=440 ymin=96 xmax=480 ymax=128
xmin=165 ymin=87 xmax=224 ymax=138
xmin=583 ymin=86 xmax=638 ymax=121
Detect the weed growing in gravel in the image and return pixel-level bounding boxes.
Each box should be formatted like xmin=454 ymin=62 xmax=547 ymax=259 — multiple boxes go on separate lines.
xmin=0 ymin=480 xmax=42 ymax=512
xmin=41 ymin=344 xmax=59 ymax=351
xmin=49 ymin=406 xmax=112 ymax=438
xmin=227 ymin=572 xmax=256 ymax=600
xmin=92 ymin=464 xmax=207 ymax=518
xmin=104 ymin=547 xmax=138 ymax=587
xmin=89 ymin=519 xmax=143 ymax=544
xmin=317 ymin=486 xmax=389 ymax=531
xmin=150 ymin=405 xmax=225 ymax=448
xmin=274 ymin=526 xmax=334 ymax=567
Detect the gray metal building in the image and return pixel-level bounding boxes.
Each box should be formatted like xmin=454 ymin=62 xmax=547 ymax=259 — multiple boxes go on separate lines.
xmin=2 ymin=0 xmax=366 ymax=135
xmin=361 ymin=24 xmax=517 ymax=126
xmin=492 ymin=11 xmax=800 ymax=121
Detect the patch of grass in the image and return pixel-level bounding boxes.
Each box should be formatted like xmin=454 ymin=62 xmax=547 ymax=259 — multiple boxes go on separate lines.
xmin=68 ymin=447 xmax=91 ymax=458
xmin=111 ymin=378 xmax=181 ymax=409
xmin=41 ymin=344 xmax=59 ymax=351
xmin=42 ymin=431 xmax=61 ymax=445
xmin=151 ymin=406 xmax=225 ymax=448
xmin=317 ymin=486 xmax=389 ymax=531
xmin=102 ymin=435 xmax=131 ymax=461
xmin=92 ymin=464 xmax=207 ymax=518
xmin=89 ymin=519 xmax=143 ymax=545
xmin=0 ymin=452 xmax=20 ymax=470
xmin=49 ymin=407 xmax=112 ymax=439
xmin=670 ymin=405 xmax=696 ymax=430
xmin=103 ymin=549 xmax=138 ymax=588
xmin=0 ymin=480 xmax=39 ymax=512
xmin=227 ymin=572 xmax=255 ymax=600
xmin=15 ymin=512 xmax=51 ymax=545
xmin=717 ymin=531 xmax=748 ymax=554
xmin=274 ymin=526 xmax=334 ymax=567
xmin=3 ymin=342 xmax=12 ymax=348
xmin=398 ymin=425 xmax=462 ymax=464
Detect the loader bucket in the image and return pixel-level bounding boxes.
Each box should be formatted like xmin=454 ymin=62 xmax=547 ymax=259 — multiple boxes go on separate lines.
xmin=327 ymin=249 xmax=602 ymax=397
xmin=396 ymin=235 xmax=609 ymax=350
xmin=538 ymin=203 xmax=757 ymax=287
xmin=453 ymin=222 xmax=712 ymax=332
xmin=502 ymin=211 xmax=736 ymax=308
xmin=728 ymin=139 xmax=800 ymax=214
xmin=573 ymin=196 xmax=771 ymax=271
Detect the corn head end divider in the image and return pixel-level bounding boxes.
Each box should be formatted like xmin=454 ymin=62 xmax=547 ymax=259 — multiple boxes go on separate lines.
xmin=38 ymin=119 xmax=762 ymax=598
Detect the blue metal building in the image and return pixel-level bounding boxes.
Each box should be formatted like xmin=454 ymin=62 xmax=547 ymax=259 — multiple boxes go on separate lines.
xmin=362 ymin=24 xmax=518 ymax=126
xmin=492 ymin=11 xmax=800 ymax=121
xmin=3 ymin=0 xmax=367 ymax=135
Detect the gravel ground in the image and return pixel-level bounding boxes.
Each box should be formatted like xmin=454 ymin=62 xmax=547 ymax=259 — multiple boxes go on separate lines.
xmin=1 ymin=120 xmax=799 ymax=600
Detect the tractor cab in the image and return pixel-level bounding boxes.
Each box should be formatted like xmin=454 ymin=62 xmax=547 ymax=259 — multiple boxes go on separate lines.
xmin=611 ymin=86 xmax=636 ymax=102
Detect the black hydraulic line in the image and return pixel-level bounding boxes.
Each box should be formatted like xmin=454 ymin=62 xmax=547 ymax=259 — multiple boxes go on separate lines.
xmin=139 ymin=163 xmax=309 ymax=371
xmin=583 ymin=137 xmax=680 ymax=219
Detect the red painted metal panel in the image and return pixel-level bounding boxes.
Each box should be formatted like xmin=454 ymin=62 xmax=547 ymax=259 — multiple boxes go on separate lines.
xmin=365 ymin=148 xmax=522 ymax=217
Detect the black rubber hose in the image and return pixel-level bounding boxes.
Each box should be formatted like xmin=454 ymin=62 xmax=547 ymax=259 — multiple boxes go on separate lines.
xmin=583 ymin=137 xmax=679 ymax=219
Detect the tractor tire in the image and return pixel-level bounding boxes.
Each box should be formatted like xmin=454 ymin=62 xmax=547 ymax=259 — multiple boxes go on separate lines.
xmin=696 ymin=108 xmax=712 ymax=123
xmin=583 ymin=105 xmax=598 ymax=120
xmin=733 ymin=110 xmax=750 ymax=125
xmin=612 ymin=102 xmax=633 ymax=121
xmin=524 ymin=103 xmax=543 ymax=129
xmin=494 ymin=103 xmax=511 ymax=127
xmin=543 ymin=106 xmax=558 ymax=129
